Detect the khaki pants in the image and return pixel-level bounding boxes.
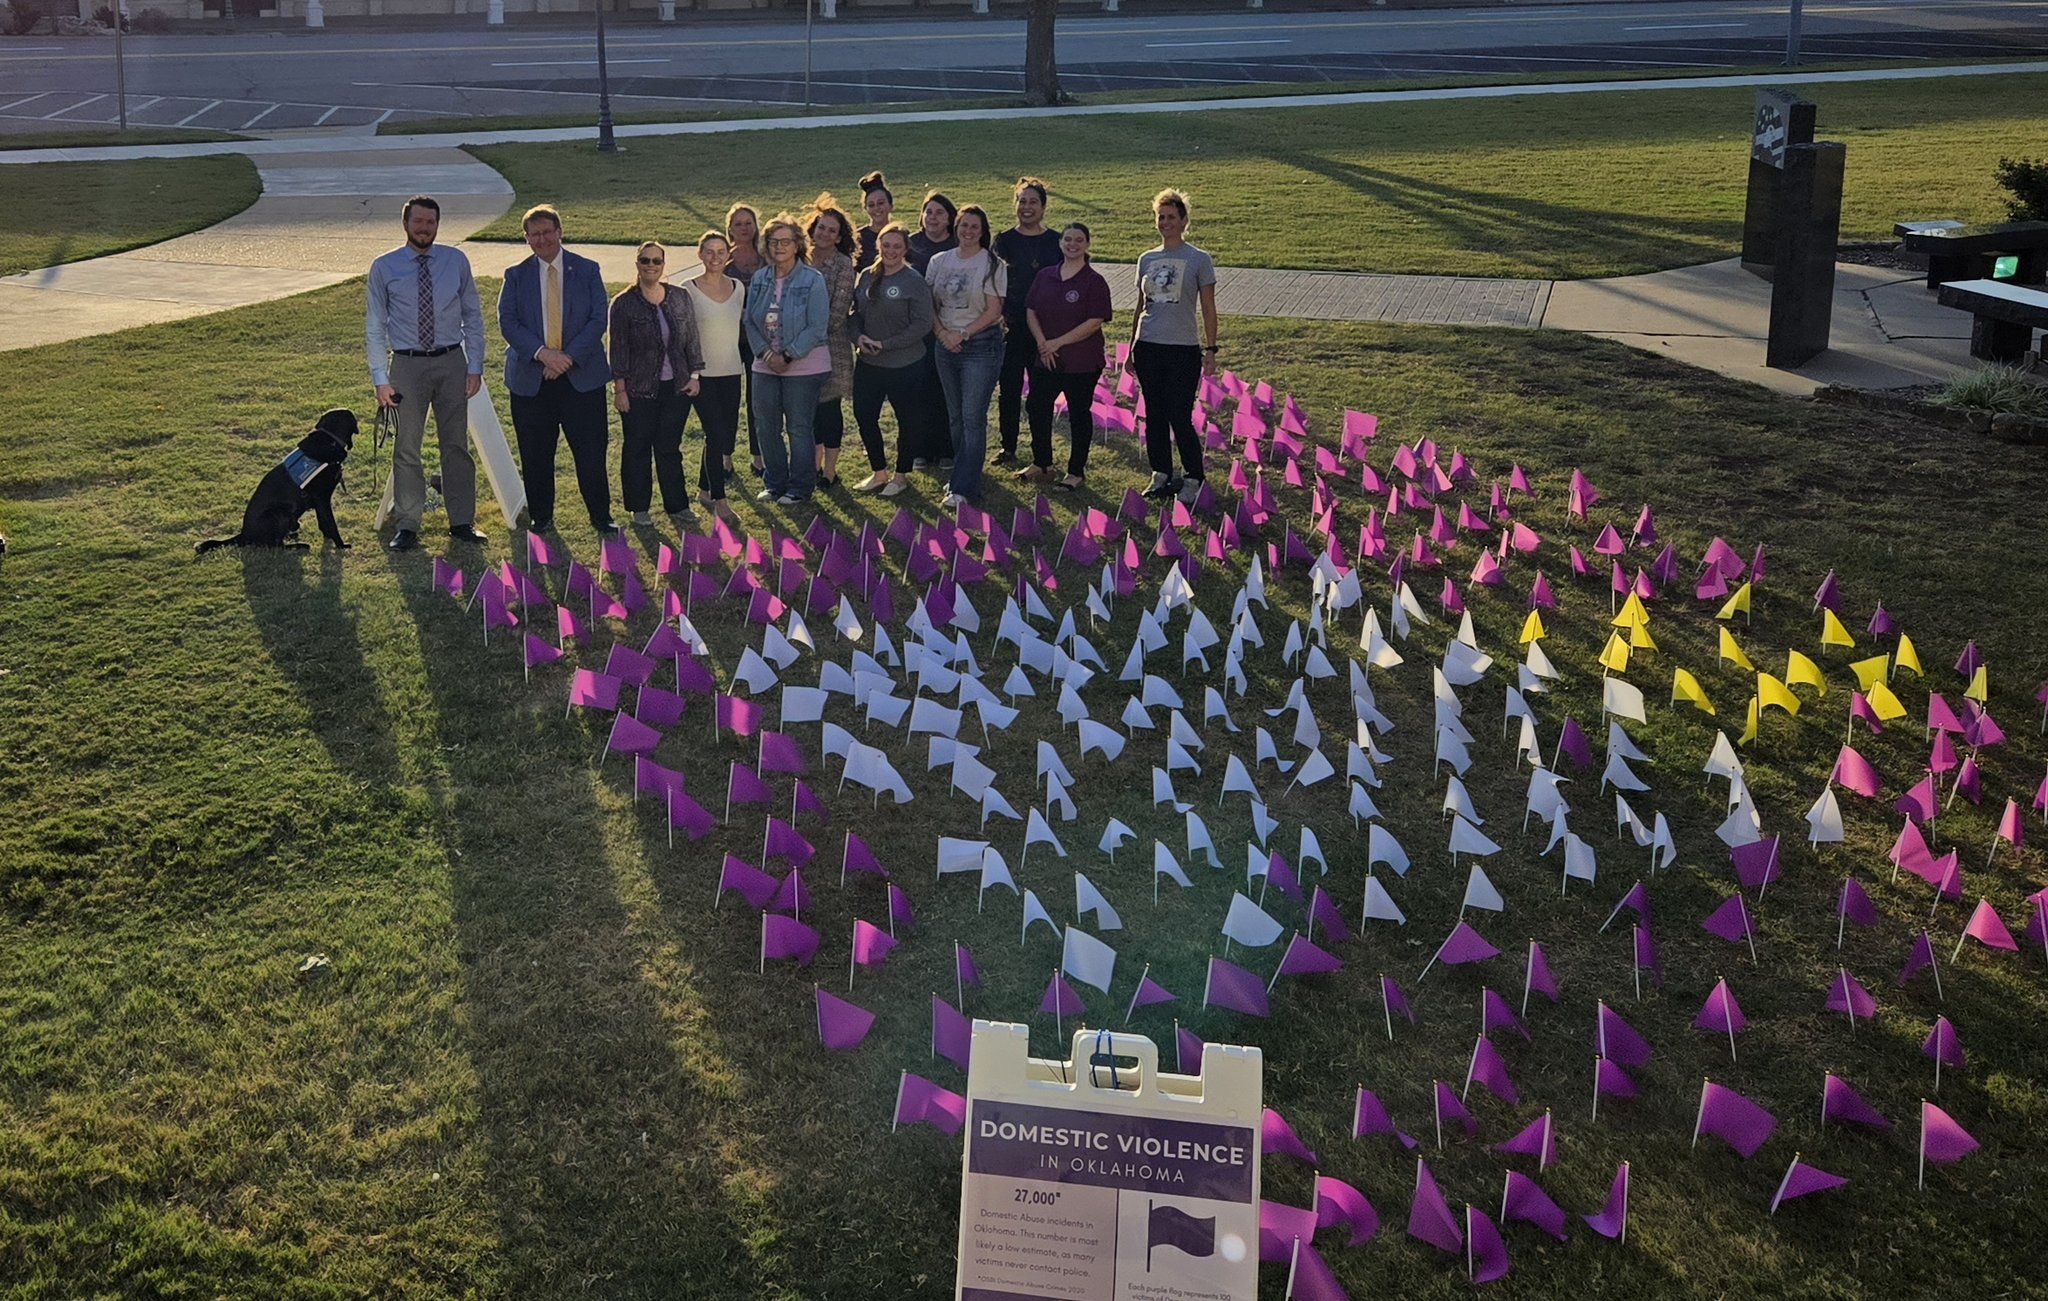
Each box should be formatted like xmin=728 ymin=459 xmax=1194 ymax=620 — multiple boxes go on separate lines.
xmin=388 ymin=348 xmax=477 ymax=531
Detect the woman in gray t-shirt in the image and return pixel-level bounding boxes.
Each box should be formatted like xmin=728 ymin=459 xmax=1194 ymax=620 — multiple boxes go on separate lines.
xmin=1131 ymin=187 xmax=1219 ymax=504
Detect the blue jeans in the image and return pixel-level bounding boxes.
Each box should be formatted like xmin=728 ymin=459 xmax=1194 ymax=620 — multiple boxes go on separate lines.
xmin=935 ymin=328 xmax=1002 ymax=502
xmin=751 ymin=368 xmax=827 ymax=500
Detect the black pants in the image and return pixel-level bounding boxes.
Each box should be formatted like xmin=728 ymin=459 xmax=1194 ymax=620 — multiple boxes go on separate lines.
xmin=512 ymin=376 xmax=610 ymax=529
xmin=852 ymin=359 xmax=923 ymax=474
xmin=996 ymin=317 xmax=1034 ymax=458
xmin=914 ymin=337 xmax=952 ymax=464
xmin=815 ymin=397 xmax=845 ymax=451
xmin=1026 ymin=366 xmax=1101 ymax=478
xmin=1132 ymin=340 xmax=1204 ymax=480
xmin=620 ymin=379 xmax=688 ymax=514
xmin=738 ymin=330 xmax=757 ymax=462
xmin=685 ymin=373 xmax=743 ymax=499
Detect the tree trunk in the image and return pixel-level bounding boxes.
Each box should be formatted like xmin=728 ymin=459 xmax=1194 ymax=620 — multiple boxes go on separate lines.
xmin=1023 ymin=0 xmax=1062 ymax=107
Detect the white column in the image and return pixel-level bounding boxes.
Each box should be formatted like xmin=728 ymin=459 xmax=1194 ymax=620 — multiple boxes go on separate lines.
xmin=487 ymin=0 xmax=505 ymax=19
xmin=305 ymin=0 xmax=323 ymax=24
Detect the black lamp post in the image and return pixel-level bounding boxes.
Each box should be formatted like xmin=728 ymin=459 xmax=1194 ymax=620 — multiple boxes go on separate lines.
xmin=596 ymin=0 xmax=619 ymax=153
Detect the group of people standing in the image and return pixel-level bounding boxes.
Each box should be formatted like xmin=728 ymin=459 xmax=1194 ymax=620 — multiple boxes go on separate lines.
xmin=363 ymin=176 xmax=1218 ymax=552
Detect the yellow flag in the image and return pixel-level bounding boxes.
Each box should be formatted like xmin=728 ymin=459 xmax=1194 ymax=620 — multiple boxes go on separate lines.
xmin=1611 ymin=593 xmax=1649 ymax=630
xmin=1865 ymin=680 xmax=1908 ymax=721
xmin=1739 ymin=696 xmax=1760 ymax=745
xmin=1519 ymin=610 xmax=1546 ymax=645
xmin=1819 ymin=608 xmax=1855 ymax=649
xmin=1672 ymin=667 xmax=1716 ymax=715
xmin=1786 ymin=649 xmax=1827 ymax=697
xmin=1599 ymin=632 xmax=1631 ymax=673
xmin=1964 ymin=665 xmax=1989 ymax=703
xmin=1849 ymin=654 xmax=1890 ymax=692
xmin=1718 ymin=626 xmax=1755 ymax=672
xmin=1758 ymin=671 xmax=1802 ymax=715
xmin=1894 ymin=634 xmax=1923 ymax=678
xmin=1628 ymin=620 xmax=1658 ymax=651
xmin=1716 ymin=583 xmax=1752 ymax=621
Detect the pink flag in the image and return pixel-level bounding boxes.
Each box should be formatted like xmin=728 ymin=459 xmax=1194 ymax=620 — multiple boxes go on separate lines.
xmin=432 ymin=557 xmax=465 ymax=599
xmin=1996 ymin=798 xmax=2025 ymax=849
xmin=525 ymin=529 xmax=557 ymax=568
xmin=1821 ymin=1072 xmax=1890 ymax=1130
xmin=1352 ymin=1087 xmax=1417 ymax=1149
xmin=1919 ymin=1101 xmax=1979 ymax=1167
xmin=1258 ymin=1200 xmax=1317 ymax=1266
xmin=1832 ymin=746 xmax=1882 ymax=798
xmin=556 ymin=605 xmax=587 ymax=645
xmin=814 ymin=988 xmax=875 ymax=1051
xmin=1467 ymin=1205 xmax=1509 ymax=1284
xmin=1959 ymin=898 xmax=2018 ymax=953
xmin=1407 ymin=1159 xmax=1464 ymax=1254
xmin=1894 ymin=775 xmax=1938 ymax=825
xmin=1501 ymin=1170 xmax=1569 ymax=1242
xmin=894 ymin=1071 xmax=966 ymax=1136
xmin=1770 ymin=1157 xmax=1847 ymax=1213
xmin=761 ymin=914 xmax=821 ymax=967
xmin=1694 ymin=1081 xmax=1776 ymax=1158
xmin=853 ymin=919 xmax=897 ymax=968
xmin=568 ymin=668 xmax=623 ymax=713
xmin=1313 ymin=1174 xmax=1377 ymax=1247
xmin=1262 ymin=1108 xmax=1319 ymax=1165
xmin=1204 ymin=957 xmax=1270 ymax=1017
xmin=1583 ymin=1163 xmax=1630 ymax=1241
xmin=932 ymin=995 xmax=972 ymax=1071
xmin=1040 ymin=972 xmax=1084 ymax=1017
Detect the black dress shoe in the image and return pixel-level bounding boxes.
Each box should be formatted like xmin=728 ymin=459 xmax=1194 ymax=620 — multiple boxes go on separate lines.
xmin=387 ymin=529 xmax=419 ymax=552
xmin=527 ymin=518 xmax=554 ymax=534
xmin=990 ymin=449 xmax=1017 ymax=467
xmin=448 ymin=524 xmax=488 ymax=544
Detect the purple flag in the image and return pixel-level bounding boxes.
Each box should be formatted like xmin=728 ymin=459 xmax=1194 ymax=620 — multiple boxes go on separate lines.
xmin=634 ymin=756 xmax=684 ymax=804
xmin=1730 ymin=837 xmax=1781 ymax=891
xmin=1839 ymin=877 xmax=1878 ymax=930
xmin=1434 ymin=1080 xmax=1477 ymax=1141
xmin=1313 ymin=1174 xmax=1377 ymax=1247
xmin=1583 ymin=1163 xmax=1630 ymax=1241
xmin=759 ymin=730 xmax=808 ymax=776
xmin=1128 ymin=974 xmax=1176 ymax=1014
xmin=1821 ymin=1073 xmax=1891 ymax=1130
xmin=1467 ymin=1205 xmax=1510 ymax=1285
xmin=1899 ymin=930 xmax=1939 ymax=987
xmin=853 ymin=919 xmax=898 ymax=968
xmin=1285 ymin=1238 xmax=1349 ymax=1301
xmin=1771 ymin=1157 xmax=1847 ymax=1213
xmin=1203 ymin=956 xmax=1270 ymax=1017
xmin=666 ymin=790 xmax=716 ymax=841
xmin=1694 ymin=978 xmax=1747 ymax=1039
xmin=1382 ymin=975 xmax=1417 ymax=1026
xmin=1920 ymin=1101 xmax=1979 ymax=1166
xmin=727 ymin=761 xmax=772 ymax=808
xmin=843 ymin=832 xmax=887 ymax=879
xmin=1556 ymin=717 xmax=1592 ymax=771
xmin=1501 ymin=1170 xmax=1569 ymax=1242
xmin=1407 ymin=1159 xmax=1464 ymax=1254
xmin=1921 ymin=1015 xmax=1964 ymax=1070
xmin=893 ymin=1071 xmax=967 ymax=1136
xmin=1824 ymin=969 xmax=1877 ymax=1020
xmin=955 ymin=942 xmax=982 ymax=992
xmin=814 ymin=988 xmax=875 ymax=1051
xmin=1351 ymin=1087 xmax=1417 ymax=1149
xmin=1595 ymin=1057 xmax=1638 ymax=1102
xmin=1276 ymin=933 xmax=1344 ymax=981
xmin=1493 ymin=1113 xmax=1556 ymax=1169
xmin=1695 ymin=1081 xmax=1776 ymax=1158
xmin=604 ymin=643 xmax=657 ymax=687
xmin=716 ymin=855 xmax=778 ymax=910
xmin=1262 ymin=1108 xmax=1319 ymax=1165
xmin=769 ymin=869 xmax=810 ymax=918
xmin=568 ymin=668 xmax=623 ymax=713
xmin=523 ymin=633 xmax=563 ymax=671
xmin=1467 ymin=1037 xmax=1519 ymax=1106
xmin=1701 ymin=894 xmax=1753 ymax=946
xmin=1258 ymin=1199 xmax=1318 ymax=1265
xmin=1433 ymin=920 xmax=1499 ymax=969
xmin=1309 ymin=887 xmax=1354 ymax=945
xmin=931 ymin=995 xmax=971 ymax=1072
xmin=1525 ymin=941 xmax=1559 ymax=1004
xmin=888 ymin=884 xmax=916 ymax=934
xmin=1632 ymin=925 xmax=1664 ymax=988
xmin=1597 ymin=1002 xmax=1652 ymax=1068
xmin=637 ymin=683 xmax=686 ymax=729
xmin=761 ymin=914 xmax=821 ymax=967
xmin=764 ymin=817 xmax=816 ymax=869
xmin=1040 ymin=972 xmax=1084 ymax=1017
xmin=1481 ymin=988 xmax=1529 ymax=1041
xmin=604 ymin=712 xmax=662 ymax=758
xmin=1175 ymin=1024 xmax=1205 ymax=1076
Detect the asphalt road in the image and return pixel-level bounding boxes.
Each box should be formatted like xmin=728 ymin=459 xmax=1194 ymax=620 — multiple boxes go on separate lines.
xmin=0 ymin=0 xmax=2042 ymax=131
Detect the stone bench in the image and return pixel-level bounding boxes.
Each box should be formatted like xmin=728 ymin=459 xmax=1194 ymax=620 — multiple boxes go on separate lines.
xmin=1896 ymin=219 xmax=2048 ymax=291
xmin=1936 ymin=278 xmax=2048 ymax=364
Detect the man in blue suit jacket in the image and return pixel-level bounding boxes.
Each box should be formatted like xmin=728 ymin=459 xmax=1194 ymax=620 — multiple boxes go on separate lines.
xmin=498 ymin=204 xmax=616 ymax=535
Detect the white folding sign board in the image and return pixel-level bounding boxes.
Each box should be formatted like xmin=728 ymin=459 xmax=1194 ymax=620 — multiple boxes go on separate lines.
xmin=956 ymin=1022 xmax=1262 ymax=1301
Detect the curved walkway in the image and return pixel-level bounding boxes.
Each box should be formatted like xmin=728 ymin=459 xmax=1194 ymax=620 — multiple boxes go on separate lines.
xmin=1 ymin=59 xmax=1995 ymax=394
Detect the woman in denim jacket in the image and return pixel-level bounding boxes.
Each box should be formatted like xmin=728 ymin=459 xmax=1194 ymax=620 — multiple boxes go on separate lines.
xmin=743 ymin=212 xmax=832 ymax=505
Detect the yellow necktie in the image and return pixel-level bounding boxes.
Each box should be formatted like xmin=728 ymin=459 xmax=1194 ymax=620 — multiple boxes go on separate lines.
xmin=545 ymin=262 xmax=563 ymax=351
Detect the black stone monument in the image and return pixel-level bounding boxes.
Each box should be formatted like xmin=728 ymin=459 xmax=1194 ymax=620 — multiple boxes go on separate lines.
xmin=1740 ymin=90 xmax=1846 ymax=369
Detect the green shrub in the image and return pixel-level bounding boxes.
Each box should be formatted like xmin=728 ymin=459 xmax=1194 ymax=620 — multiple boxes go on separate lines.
xmin=1993 ymin=157 xmax=2048 ymax=222
xmin=3 ymin=1 xmax=44 ymax=34
xmin=1931 ymin=363 xmax=2048 ymax=416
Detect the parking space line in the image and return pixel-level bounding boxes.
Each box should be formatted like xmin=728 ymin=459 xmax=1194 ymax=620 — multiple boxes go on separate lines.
xmin=373 ymin=107 xmax=395 ymax=124
xmin=239 ymin=102 xmax=281 ymax=129
xmin=45 ymin=93 xmax=105 ymax=118
xmin=489 ymin=57 xmax=668 ymax=67
xmin=174 ymin=99 xmax=222 ymax=126
xmin=0 ymin=91 xmax=52 ymax=114
xmin=314 ymin=105 xmax=340 ymax=125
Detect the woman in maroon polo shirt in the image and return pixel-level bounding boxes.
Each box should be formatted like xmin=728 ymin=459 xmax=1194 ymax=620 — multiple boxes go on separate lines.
xmin=1022 ymin=221 xmax=1113 ymax=490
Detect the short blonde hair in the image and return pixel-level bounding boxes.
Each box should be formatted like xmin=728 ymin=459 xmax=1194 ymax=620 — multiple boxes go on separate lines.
xmin=521 ymin=203 xmax=562 ymax=232
xmin=1151 ymin=188 xmax=1190 ymax=222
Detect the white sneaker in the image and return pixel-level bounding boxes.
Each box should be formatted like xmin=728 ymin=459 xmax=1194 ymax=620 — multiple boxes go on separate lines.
xmin=631 ymin=511 xmax=653 ymax=526
xmin=941 ymin=491 xmax=963 ymax=510
xmin=880 ymin=478 xmax=908 ymax=498
xmin=854 ymin=472 xmax=888 ymax=492
xmin=776 ymin=494 xmax=802 ymax=506
xmin=1176 ymin=478 xmax=1202 ymax=505
xmin=755 ymin=488 xmax=775 ymax=502
xmin=1142 ymin=471 xmax=1174 ymax=500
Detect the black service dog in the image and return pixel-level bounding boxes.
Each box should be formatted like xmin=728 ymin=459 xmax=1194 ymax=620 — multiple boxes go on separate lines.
xmin=197 ymin=409 xmax=357 ymax=554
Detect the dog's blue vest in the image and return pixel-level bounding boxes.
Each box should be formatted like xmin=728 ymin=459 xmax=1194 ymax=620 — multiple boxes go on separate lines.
xmin=281 ymin=449 xmax=331 ymax=488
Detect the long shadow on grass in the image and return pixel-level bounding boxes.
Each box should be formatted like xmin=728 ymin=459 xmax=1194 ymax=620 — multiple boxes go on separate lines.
xmin=382 ymin=552 xmax=783 ymax=1297
xmin=240 ymin=549 xmax=405 ymax=783
xmin=1262 ymin=147 xmax=1738 ymax=278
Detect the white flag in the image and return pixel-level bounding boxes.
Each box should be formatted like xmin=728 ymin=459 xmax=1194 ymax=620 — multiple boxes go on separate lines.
xmin=1525 ymin=768 xmax=1571 ymax=826
xmin=1221 ymin=892 xmax=1284 ymax=948
xmin=1220 ymin=753 xmax=1257 ymax=802
xmin=1704 ymin=731 xmax=1744 ymax=782
xmin=937 ymin=837 xmax=989 ymax=876
xmin=1003 ymin=664 xmax=1035 ymax=700
xmin=1099 ymin=818 xmax=1136 ymax=855
xmin=1615 ymin=794 xmax=1651 ymax=845
xmin=1120 ymin=697 xmax=1154 ymax=732
xmin=1601 ymin=677 xmax=1647 ymax=724
xmin=1806 ymin=786 xmax=1845 ymax=845
xmin=1204 ymin=687 xmax=1239 ymax=733
xmin=1021 ymin=888 xmax=1058 ymax=943
xmin=979 ymin=849 xmax=1018 ymax=901
xmin=1441 ymin=638 xmax=1492 ymax=687
xmin=910 ymin=697 xmax=964 ymax=739
xmin=1062 ymin=925 xmax=1119 ymax=994
xmin=1166 ymin=739 xmax=1202 ymax=775
xmin=1442 ymin=775 xmax=1481 ymax=824
xmin=1078 ymin=720 xmax=1126 ymax=762
xmin=1186 ymin=812 xmax=1222 ymax=868
xmin=1448 ymin=814 xmax=1501 ymax=859
xmin=1037 ymin=740 xmax=1075 ymax=788
xmin=733 ymin=647 xmax=780 ymax=694
xmin=1601 ymin=751 xmax=1649 ymax=793
xmin=832 ymin=596 xmax=864 ymax=643
xmin=1461 ymin=863 xmax=1506 ymax=913
xmin=1141 ymin=675 xmax=1183 ymax=711
xmin=780 ymin=685 xmax=827 ymax=725
xmin=1368 ymin=823 xmax=1410 ymax=876
xmin=1362 ymin=874 xmax=1406 ymax=925
xmin=1075 ymin=873 xmax=1123 ymax=931
xmin=1291 ymin=747 xmax=1336 ymax=789
xmin=1525 ymin=640 xmax=1559 ymax=681
xmin=1348 ymin=781 xmax=1381 ymax=825
xmin=1152 ymin=842 xmax=1192 ymax=889
xmin=1435 ymin=729 xmax=1473 ymax=776
xmin=1563 ymin=833 xmax=1598 ymax=883
xmin=1299 ymin=827 xmax=1326 ymax=875
xmin=1607 ymin=720 xmax=1649 ymax=763
xmin=1152 ymin=767 xmax=1188 ymax=811
xmin=784 ymin=610 xmax=815 ymax=653
xmin=1248 ymin=801 xmax=1279 ymax=845
xmin=759 ymin=624 xmax=800 ymax=670
xmin=1650 ymin=812 xmax=1678 ymax=871
xmin=1024 ymin=807 xmax=1067 ymax=857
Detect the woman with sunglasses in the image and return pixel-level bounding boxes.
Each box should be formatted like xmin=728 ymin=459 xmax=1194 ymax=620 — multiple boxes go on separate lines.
xmin=743 ymin=213 xmax=831 ymax=506
xmin=609 ymin=240 xmax=705 ymax=525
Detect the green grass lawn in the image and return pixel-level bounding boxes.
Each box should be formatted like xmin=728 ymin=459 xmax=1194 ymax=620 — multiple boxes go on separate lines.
xmin=469 ymin=72 xmax=2048 ymax=279
xmin=0 ymin=155 xmax=261 ymax=277
xmin=3 ymin=284 xmax=2045 ymax=1298
xmin=0 ymin=127 xmax=246 ymax=149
